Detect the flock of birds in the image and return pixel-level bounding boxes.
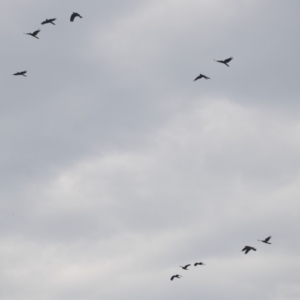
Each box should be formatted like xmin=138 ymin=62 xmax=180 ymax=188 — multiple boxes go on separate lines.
xmin=13 ymin=12 xmax=83 ymax=77
xmin=13 ymin=19 xmax=230 ymax=79
xmin=11 ymin=11 xmax=272 ymax=287
xmin=170 ymin=236 xmax=272 ymax=281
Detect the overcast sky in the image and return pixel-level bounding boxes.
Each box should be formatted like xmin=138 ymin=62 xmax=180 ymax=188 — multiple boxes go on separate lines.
xmin=1 ymin=1 xmax=300 ymax=299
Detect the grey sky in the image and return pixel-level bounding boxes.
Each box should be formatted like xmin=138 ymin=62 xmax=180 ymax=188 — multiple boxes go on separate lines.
xmin=1 ymin=1 xmax=300 ymax=299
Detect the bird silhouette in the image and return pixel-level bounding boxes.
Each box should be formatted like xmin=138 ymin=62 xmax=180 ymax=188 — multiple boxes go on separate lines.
xmin=70 ymin=12 xmax=82 ymax=22
xmin=194 ymin=74 xmax=210 ymax=81
xmin=258 ymin=236 xmax=272 ymax=244
xmin=194 ymin=262 xmax=205 ymax=266
xmin=24 ymin=29 xmax=40 ymax=39
xmin=170 ymin=274 xmax=182 ymax=281
xmin=180 ymin=264 xmax=191 ymax=270
xmin=13 ymin=71 xmax=27 ymax=77
xmin=214 ymin=57 xmax=233 ymax=67
xmin=241 ymin=246 xmax=256 ymax=254
xmin=41 ymin=18 xmax=56 ymax=25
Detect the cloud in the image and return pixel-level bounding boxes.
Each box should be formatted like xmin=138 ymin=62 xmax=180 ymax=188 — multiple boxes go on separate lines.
xmin=1 ymin=1 xmax=300 ymax=299
xmin=1 ymin=98 xmax=299 ymax=299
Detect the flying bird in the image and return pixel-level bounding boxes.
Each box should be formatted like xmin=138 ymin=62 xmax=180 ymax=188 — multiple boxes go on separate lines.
xmin=180 ymin=264 xmax=191 ymax=270
xmin=13 ymin=71 xmax=27 ymax=77
xmin=194 ymin=74 xmax=210 ymax=81
xmin=41 ymin=18 xmax=56 ymax=25
xmin=194 ymin=262 xmax=205 ymax=266
xmin=258 ymin=236 xmax=272 ymax=244
xmin=24 ymin=29 xmax=40 ymax=39
xmin=70 ymin=12 xmax=82 ymax=22
xmin=241 ymin=246 xmax=256 ymax=254
xmin=214 ymin=57 xmax=233 ymax=67
xmin=170 ymin=274 xmax=182 ymax=281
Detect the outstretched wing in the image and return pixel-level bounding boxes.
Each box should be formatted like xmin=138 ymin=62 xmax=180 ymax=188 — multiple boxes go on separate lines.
xmin=70 ymin=12 xmax=82 ymax=22
xmin=33 ymin=29 xmax=40 ymax=36
xmin=241 ymin=246 xmax=247 ymax=252
xmin=41 ymin=20 xmax=48 ymax=24
xmin=49 ymin=18 xmax=56 ymax=22
xmin=185 ymin=264 xmax=191 ymax=268
xmin=170 ymin=275 xmax=175 ymax=281
xmin=223 ymin=57 xmax=233 ymax=63
xmin=264 ymin=236 xmax=272 ymax=242
xmin=13 ymin=70 xmax=26 ymax=75
xmin=250 ymin=247 xmax=256 ymax=251
xmin=194 ymin=75 xmax=202 ymax=81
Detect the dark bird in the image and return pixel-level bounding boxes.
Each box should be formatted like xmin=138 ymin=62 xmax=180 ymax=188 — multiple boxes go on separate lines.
xmin=170 ymin=274 xmax=182 ymax=281
xmin=194 ymin=74 xmax=210 ymax=81
xmin=258 ymin=236 xmax=272 ymax=244
xmin=70 ymin=12 xmax=82 ymax=22
xmin=180 ymin=264 xmax=191 ymax=270
xmin=214 ymin=57 xmax=233 ymax=67
xmin=241 ymin=246 xmax=256 ymax=254
xmin=194 ymin=262 xmax=205 ymax=266
xmin=41 ymin=18 xmax=56 ymax=25
xmin=24 ymin=29 xmax=40 ymax=39
xmin=13 ymin=71 xmax=27 ymax=77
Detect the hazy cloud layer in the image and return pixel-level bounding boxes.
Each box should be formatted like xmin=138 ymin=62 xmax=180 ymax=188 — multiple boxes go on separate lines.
xmin=1 ymin=1 xmax=300 ymax=299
